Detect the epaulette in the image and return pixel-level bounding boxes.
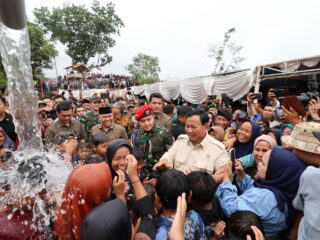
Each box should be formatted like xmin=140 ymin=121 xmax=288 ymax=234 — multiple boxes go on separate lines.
xmin=176 ymin=134 xmax=188 ymax=140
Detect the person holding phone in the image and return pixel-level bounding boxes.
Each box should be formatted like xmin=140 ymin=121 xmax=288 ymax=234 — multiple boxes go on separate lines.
xmin=216 ymin=148 xmax=305 ymax=238
xmin=247 ymin=92 xmax=281 ymax=128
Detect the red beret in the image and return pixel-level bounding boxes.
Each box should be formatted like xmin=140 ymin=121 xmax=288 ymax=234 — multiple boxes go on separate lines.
xmin=135 ymin=105 xmax=154 ymax=121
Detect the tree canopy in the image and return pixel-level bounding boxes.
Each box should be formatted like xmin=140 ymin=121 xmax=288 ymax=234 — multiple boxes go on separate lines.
xmin=29 ymin=22 xmax=58 ymax=80
xmin=34 ymin=0 xmax=124 ymax=69
xmin=127 ymin=53 xmax=161 ymax=85
xmin=208 ymin=28 xmax=245 ymax=74
xmin=0 ymin=22 xmax=58 ymax=89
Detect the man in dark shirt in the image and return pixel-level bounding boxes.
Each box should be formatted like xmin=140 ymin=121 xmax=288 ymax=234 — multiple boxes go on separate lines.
xmin=0 ymin=96 xmax=17 ymax=143
xmin=172 ymin=106 xmax=191 ymax=140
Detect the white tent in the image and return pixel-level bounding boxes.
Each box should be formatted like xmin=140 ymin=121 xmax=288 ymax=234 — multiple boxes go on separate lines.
xmin=132 ymin=55 xmax=320 ymax=104
xmin=132 ymin=69 xmax=256 ymax=104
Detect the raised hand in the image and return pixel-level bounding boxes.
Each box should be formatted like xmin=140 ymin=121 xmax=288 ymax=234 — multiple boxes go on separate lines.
xmin=113 ymin=170 xmax=126 ymax=201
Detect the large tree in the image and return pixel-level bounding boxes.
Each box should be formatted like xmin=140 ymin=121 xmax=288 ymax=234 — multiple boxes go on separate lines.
xmin=208 ymin=28 xmax=245 ymax=74
xmin=34 ymin=0 xmax=124 ymax=68
xmin=0 ymin=22 xmax=58 ymax=89
xmin=29 ymin=22 xmax=58 ymax=80
xmin=127 ymin=53 xmax=161 ymax=85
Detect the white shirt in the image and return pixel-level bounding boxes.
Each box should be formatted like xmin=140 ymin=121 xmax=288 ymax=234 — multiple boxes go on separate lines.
xmin=160 ymin=134 xmax=230 ymax=174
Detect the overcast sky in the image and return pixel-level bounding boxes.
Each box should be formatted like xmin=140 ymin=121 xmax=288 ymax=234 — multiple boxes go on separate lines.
xmin=25 ymin=0 xmax=320 ymax=80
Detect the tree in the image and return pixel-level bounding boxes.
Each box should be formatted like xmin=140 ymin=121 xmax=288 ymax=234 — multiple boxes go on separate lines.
xmin=127 ymin=53 xmax=161 ymax=85
xmin=29 ymin=22 xmax=58 ymax=80
xmin=208 ymin=28 xmax=245 ymax=74
xmin=0 ymin=22 xmax=58 ymax=89
xmin=34 ymin=0 xmax=124 ymax=69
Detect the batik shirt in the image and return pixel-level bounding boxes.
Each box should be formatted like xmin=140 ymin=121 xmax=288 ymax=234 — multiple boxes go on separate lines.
xmin=156 ymin=210 xmax=207 ymax=240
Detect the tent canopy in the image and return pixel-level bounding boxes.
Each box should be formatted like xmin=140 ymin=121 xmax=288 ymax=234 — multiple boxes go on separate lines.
xmin=131 ymin=55 xmax=320 ymax=104
xmin=132 ymin=69 xmax=255 ymax=104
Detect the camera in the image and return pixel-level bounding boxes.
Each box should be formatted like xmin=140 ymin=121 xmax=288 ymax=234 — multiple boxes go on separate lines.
xmin=252 ymin=92 xmax=263 ymax=100
xmin=297 ymin=74 xmax=319 ymax=104
xmin=221 ymin=93 xmax=231 ymax=107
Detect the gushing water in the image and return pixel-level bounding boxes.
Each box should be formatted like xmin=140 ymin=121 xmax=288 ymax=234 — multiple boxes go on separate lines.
xmin=0 ymin=22 xmax=42 ymax=151
xmin=0 ymin=21 xmax=72 ymax=238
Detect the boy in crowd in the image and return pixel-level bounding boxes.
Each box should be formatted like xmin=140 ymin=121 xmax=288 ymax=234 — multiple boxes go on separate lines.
xmin=132 ymin=147 xmax=147 ymax=182
xmin=155 ymin=169 xmax=207 ymax=240
xmin=91 ymin=132 xmax=110 ymax=161
xmin=76 ymin=141 xmax=92 ymax=165
xmin=187 ymin=171 xmax=225 ymax=239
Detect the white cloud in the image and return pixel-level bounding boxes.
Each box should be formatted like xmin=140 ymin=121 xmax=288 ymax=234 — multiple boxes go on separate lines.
xmin=25 ymin=0 xmax=320 ymax=79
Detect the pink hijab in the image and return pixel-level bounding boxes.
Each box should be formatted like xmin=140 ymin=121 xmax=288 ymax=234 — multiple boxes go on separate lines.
xmin=254 ymin=134 xmax=277 ymax=149
xmin=209 ymin=126 xmax=225 ymax=142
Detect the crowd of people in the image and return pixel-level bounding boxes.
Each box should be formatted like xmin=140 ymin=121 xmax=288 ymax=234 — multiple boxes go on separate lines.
xmin=0 ymin=86 xmax=320 ymax=240
xmin=54 ymin=74 xmax=134 ymax=91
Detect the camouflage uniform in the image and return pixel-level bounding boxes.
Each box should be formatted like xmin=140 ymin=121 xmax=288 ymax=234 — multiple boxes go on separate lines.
xmin=154 ymin=112 xmax=172 ymax=132
xmin=132 ymin=125 xmax=173 ymax=177
xmin=80 ymin=111 xmax=100 ymax=141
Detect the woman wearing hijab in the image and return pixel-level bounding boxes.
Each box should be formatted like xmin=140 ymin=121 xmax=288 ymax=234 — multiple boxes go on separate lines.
xmin=106 ymin=139 xmax=133 ymax=176
xmin=234 ymin=120 xmax=260 ymax=158
xmin=82 ymin=152 xmax=157 ymax=240
xmin=238 ymin=135 xmax=277 ymax=177
xmin=81 ymin=199 xmax=132 ymax=240
xmin=54 ymin=162 xmax=112 ymax=240
xmin=216 ymin=148 xmax=305 ymax=238
xmin=208 ymin=126 xmax=225 ymax=142
xmin=280 ymin=124 xmax=294 ymax=150
xmin=106 ymin=139 xmax=136 ymax=205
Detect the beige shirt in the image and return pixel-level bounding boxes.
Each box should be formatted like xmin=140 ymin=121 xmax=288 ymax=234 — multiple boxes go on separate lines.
xmin=91 ymin=123 xmax=128 ymax=141
xmin=160 ymin=134 xmax=230 ymax=174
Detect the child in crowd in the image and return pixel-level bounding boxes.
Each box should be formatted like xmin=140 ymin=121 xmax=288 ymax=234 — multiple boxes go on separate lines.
xmin=132 ymin=147 xmax=146 ymax=181
xmin=91 ymin=132 xmax=110 ymax=161
xmin=187 ymin=171 xmax=225 ymax=239
xmin=76 ymin=141 xmax=92 ymax=165
xmin=155 ymin=169 xmax=207 ymax=240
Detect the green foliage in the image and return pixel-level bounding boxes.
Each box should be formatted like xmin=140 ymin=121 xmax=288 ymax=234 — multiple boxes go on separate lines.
xmin=208 ymin=28 xmax=245 ymax=74
xmin=0 ymin=22 xmax=58 ymax=89
xmin=0 ymin=62 xmax=6 ymax=90
xmin=34 ymin=0 xmax=124 ymax=68
xmin=127 ymin=53 xmax=161 ymax=85
xmin=28 ymin=22 xmax=58 ymax=80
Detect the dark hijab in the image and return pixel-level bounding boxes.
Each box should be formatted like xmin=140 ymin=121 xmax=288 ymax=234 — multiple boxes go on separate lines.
xmin=254 ymin=148 xmax=305 ymax=226
xmin=81 ymin=199 xmax=132 ymax=240
xmin=106 ymin=139 xmax=132 ymax=175
xmin=235 ymin=120 xmax=260 ymax=158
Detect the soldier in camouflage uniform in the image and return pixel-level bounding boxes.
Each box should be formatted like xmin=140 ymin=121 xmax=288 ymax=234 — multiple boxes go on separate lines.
xmin=80 ymin=97 xmax=101 ymax=141
xmin=132 ymin=105 xmax=173 ymax=177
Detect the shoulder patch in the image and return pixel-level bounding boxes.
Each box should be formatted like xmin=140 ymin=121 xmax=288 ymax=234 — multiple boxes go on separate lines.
xmin=177 ymin=134 xmax=188 ymax=140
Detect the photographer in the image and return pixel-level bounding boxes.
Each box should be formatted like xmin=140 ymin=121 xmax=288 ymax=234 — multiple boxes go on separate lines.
xmin=246 ymin=92 xmax=281 ymax=128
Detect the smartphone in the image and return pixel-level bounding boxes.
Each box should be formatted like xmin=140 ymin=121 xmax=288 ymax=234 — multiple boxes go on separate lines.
xmin=229 ymin=148 xmax=236 ymax=172
xmin=252 ymin=92 xmax=263 ymax=100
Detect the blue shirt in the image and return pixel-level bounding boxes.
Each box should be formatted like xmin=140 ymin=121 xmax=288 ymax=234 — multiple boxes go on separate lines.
xmin=216 ymin=175 xmax=287 ymax=237
xmin=156 ymin=210 xmax=207 ymax=240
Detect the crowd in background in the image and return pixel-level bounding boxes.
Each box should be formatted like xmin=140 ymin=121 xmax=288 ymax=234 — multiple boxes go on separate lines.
xmin=0 ymin=83 xmax=320 ymax=240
